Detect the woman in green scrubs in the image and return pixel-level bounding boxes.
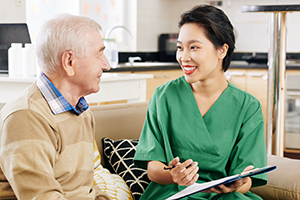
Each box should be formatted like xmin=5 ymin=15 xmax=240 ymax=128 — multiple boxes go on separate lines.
xmin=133 ymin=5 xmax=267 ymax=200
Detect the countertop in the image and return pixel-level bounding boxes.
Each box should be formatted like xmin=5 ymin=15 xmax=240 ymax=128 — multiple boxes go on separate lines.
xmin=0 ymin=73 xmax=153 ymax=104
xmin=1 ymin=61 xmax=299 ymax=75
xmin=0 ymin=72 xmax=153 ymax=82
xmin=242 ymin=4 xmax=300 ymax=13
xmin=107 ymin=61 xmax=300 ymax=72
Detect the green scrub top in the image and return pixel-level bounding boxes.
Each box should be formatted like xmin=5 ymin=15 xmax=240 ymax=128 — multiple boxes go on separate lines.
xmin=133 ymin=76 xmax=267 ymax=200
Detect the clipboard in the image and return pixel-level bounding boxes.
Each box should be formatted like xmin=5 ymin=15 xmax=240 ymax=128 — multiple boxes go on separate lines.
xmin=166 ymin=165 xmax=276 ymax=200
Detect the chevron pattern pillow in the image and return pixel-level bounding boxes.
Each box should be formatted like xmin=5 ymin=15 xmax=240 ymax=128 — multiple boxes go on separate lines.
xmin=102 ymin=138 xmax=150 ymax=200
xmin=93 ymin=141 xmax=133 ymax=200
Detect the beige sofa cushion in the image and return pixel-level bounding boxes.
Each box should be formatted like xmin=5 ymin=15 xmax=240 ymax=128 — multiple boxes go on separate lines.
xmin=0 ymin=103 xmax=5 ymax=110
xmin=90 ymin=102 xmax=148 ymax=168
xmin=251 ymin=154 xmax=300 ymax=200
xmin=90 ymin=102 xmax=300 ymax=200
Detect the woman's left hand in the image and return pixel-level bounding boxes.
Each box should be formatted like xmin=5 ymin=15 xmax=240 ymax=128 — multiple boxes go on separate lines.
xmin=202 ymin=165 xmax=254 ymax=194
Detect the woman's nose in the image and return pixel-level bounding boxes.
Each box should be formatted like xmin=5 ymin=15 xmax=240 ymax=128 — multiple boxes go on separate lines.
xmin=180 ymin=50 xmax=191 ymax=63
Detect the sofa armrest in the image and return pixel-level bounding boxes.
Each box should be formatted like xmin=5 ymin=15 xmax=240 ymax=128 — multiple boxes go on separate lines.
xmin=250 ymin=154 xmax=300 ymax=200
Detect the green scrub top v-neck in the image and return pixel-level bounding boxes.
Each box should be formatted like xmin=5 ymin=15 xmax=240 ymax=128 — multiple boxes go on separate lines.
xmin=134 ymin=76 xmax=267 ymax=200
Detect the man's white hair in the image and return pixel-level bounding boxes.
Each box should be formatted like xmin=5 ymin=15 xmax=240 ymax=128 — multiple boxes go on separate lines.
xmin=36 ymin=13 xmax=102 ymax=73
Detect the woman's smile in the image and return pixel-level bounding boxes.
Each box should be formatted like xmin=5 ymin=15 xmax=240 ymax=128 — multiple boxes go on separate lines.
xmin=182 ymin=65 xmax=197 ymax=75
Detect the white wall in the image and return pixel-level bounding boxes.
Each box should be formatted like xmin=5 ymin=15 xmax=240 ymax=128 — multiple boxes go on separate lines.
xmin=26 ymin=0 xmax=78 ymax=43
xmin=0 ymin=0 xmax=26 ymax=23
xmin=0 ymin=0 xmax=299 ymax=53
xmin=135 ymin=0 xmax=300 ymax=53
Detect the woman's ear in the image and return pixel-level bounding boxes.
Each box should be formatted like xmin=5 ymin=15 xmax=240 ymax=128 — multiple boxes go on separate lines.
xmin=61 ymin=50 xmax=75 ymax=76
xmin=218 ymin=43 xmax=229 ymax=59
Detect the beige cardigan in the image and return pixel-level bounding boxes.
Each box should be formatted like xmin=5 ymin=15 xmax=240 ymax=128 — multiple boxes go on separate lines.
xmin=0 ymin=83 xmax=110 ymax=200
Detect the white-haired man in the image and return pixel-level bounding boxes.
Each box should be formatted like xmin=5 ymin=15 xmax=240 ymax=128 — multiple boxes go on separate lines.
xmin=0 ymin=14 xmax=111 ymax=200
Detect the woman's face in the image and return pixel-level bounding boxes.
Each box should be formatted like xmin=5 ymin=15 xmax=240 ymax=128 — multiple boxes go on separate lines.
xmin=176 ymin=23 xmax=225 ymax=84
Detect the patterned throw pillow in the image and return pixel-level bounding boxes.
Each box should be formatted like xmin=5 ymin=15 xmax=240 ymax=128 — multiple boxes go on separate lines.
xmin=93 ymin=141 xmax=133 ymax=200
xmin=102 ymin=138 xmax=150 ymax=200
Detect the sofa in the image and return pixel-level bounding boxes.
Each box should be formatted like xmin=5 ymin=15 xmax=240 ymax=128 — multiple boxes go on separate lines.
xmin=90 ymin=101 xmax=300 ymax=200
xmin=1 ymin=102 xmax=299 ymax=199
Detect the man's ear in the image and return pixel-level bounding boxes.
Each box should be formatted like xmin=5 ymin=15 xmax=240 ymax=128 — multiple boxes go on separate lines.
xmin=218 ymin=43 xmax=229 ymax=59
xmin=61 ymin=50 xmax=75 ymax=76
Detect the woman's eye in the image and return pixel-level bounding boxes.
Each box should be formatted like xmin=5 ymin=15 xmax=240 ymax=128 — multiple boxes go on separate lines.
xmin=177 ymin=46 xmax=182 ymax=50
xmin=191 ymin=46 xmax=198 ymax=50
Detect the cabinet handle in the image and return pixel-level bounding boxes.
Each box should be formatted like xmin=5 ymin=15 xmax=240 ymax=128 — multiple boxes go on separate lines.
xmin=154 ymin=75 xmax=163 ymax=78
xmin=247 ymin=73 xmax=263 ymax=77
xmin=224 ymin=71 xmax=245 ymax=80
xmin=164 ymin=75 xmax=172 ymax=78
xmin=247 ymin=71 xmax=268 ymax=80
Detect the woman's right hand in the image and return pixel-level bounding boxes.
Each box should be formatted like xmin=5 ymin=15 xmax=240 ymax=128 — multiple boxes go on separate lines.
xmin=168 ymin=157 xmax=199 ymax=186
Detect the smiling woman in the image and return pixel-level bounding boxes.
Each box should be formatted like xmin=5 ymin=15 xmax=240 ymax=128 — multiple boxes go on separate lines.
xmin=176 ymin=24 xmax=228 ymax=83
xmin=133 ymin=5 xmax=268 ymax=200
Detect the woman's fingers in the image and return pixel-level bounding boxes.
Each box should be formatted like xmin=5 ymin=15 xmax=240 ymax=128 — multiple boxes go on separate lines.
xmin=170 ymin=159 xmax=199 ymax=186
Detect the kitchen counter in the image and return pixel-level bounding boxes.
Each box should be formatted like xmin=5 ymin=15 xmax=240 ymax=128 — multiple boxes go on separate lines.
xmin=0 ymin=73 xmax=153 ymax=104
xmin=230 ymin=61 xmax=300 ymax=70
xmin=106 ymin=61 xmax=300 ymax=72
xmin=108 ymin=62 xmax=181 ymax=72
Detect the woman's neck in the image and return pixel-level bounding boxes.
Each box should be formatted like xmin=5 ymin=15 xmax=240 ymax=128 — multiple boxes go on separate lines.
xmin=190 ymin=75 xmax=228 ymax=97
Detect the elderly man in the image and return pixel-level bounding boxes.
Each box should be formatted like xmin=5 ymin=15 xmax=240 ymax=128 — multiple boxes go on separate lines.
xmin=0 ymin=14 xmax=111 ymax=200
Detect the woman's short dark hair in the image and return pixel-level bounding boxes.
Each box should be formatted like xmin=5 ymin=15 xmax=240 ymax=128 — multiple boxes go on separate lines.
xmin=178 ymin=5 xmax=235 ymax=72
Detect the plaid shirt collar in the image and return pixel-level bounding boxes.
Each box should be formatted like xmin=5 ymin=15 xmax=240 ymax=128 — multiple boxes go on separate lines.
xmin=37 ymin=73 xmax=89 ymax=115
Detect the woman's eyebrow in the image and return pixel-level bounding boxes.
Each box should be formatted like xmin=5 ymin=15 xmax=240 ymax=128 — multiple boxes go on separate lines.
xmin=177 ymin=39 xmax=203 ymax=44
xmin=189 ymin=39 xmax=203 ymax=44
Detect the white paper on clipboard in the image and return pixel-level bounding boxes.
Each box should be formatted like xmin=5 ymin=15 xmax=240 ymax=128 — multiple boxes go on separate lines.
xmin=166 ymin=165 xmax=276 ymax=200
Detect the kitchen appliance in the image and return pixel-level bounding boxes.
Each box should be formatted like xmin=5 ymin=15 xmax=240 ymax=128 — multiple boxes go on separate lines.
xmin=158 ymin=33 xmax=178 ymax=62
xmin=103 ymin=38 xmax=118 ymax=68
xmin=0 ymin=23 xmax=31 ymax=73
xmin=285 ymin=74 xmax=300 ymax=150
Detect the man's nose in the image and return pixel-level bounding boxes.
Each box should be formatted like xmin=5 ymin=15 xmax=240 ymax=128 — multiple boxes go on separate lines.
xmin=102 ymin=55 xmax=111 ymax=71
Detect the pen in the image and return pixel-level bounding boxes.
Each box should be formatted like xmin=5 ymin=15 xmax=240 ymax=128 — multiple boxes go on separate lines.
xmin=164 ymin=164 xmax=193 ymax=170
xmin=164 ymin=165 xmax=176 ymax=170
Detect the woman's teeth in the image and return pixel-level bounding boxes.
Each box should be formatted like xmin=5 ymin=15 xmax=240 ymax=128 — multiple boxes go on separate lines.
xmin=184 ymin=66 xmax=196 ymax=71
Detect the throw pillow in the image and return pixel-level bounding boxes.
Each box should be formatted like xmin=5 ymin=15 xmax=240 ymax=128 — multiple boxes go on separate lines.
xmin=102 ymin=138 xmax=150 ymax=200
xmin=93 ymin=141 xmax=133 ymax=200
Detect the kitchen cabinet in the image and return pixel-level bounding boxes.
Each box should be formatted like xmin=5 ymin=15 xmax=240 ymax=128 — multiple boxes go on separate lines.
xmin=0 ymin=73 xmax=153 ymax=105
xmin=225 ymin=68 xmax=268 ymax=137
xmin=286 ymin=69 xmax=300 ymax=75
xmin=285 ymin=69 xmax=300 ymax=156
xmin=224 ymin=69 xmax=247 ymax=91
xmin=132 ymin=69 xmax=183 ymax=100
xmin=226 ymin=68 xmax=300 ymax=157
xmin=246 ymin=69 xmax=268 ymax=126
